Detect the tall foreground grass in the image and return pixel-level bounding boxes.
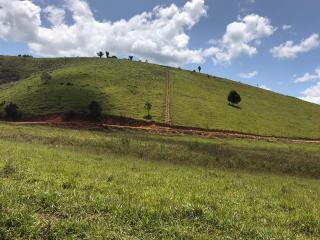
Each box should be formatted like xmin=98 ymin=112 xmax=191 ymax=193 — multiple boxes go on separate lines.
xmin=0 ymin=123 xmax=320 ymax=239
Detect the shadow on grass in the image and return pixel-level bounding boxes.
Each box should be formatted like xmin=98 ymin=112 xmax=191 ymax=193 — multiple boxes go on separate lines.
xmin=228 ymin=103 xmax=241 ymax=109
xmin=8 ymin=73 xmax=114 ymax=116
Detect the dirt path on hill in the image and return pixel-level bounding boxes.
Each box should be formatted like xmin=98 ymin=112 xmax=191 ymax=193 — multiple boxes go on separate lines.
xmin=9 ymin=115 xmax=320 ymax=144
xmin=164 ymin=71 xmax=172 ymax=125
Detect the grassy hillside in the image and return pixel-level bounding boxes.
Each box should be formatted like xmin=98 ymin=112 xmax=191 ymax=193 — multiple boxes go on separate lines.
xmin=1 ymin=56 xmax=320 ymax=138
xmin=0 ymin=57 xmax=166 ymax=122
xmin=0 ymin=123 xmax=320 ymax=239
xmin=0 ymin=56 xmax=88 ymax=84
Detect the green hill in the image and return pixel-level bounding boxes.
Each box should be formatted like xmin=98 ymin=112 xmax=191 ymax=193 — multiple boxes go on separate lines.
xmin=1 ymin=56 xmax=320 ymax=139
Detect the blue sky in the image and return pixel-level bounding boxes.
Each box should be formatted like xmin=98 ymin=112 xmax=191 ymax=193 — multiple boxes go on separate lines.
xmin=0 ymin=0 xmax=320 ymax=103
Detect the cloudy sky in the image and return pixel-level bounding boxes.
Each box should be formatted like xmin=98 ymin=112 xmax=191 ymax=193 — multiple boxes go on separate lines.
xmin=0 ymin=0 xmax=320 ymax=104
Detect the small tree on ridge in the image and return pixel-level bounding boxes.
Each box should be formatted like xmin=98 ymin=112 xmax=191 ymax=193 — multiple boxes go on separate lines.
xmin=97 ymin=51 xmax=104 ymax=58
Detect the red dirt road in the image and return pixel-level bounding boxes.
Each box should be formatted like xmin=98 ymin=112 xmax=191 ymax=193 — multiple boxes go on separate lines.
xmin=7 ymin=115 xmax=320 ymax=144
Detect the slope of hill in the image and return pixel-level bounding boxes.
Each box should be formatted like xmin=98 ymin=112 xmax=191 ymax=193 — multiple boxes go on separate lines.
xmin=1 ymin=56 xmax=320 ymax=138
xmin=0 ymin=56 xmax=89 ymax=84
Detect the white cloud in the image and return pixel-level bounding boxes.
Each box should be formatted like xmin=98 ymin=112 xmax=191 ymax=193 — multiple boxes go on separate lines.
xmin=282 ymin=25 xmax=292 ymax=31
xmin=207 ymin=14 xmax=276 ymax=64
xmin=260 ymin=85 xmax=271 ymax=91
xmin=43 ymin=6 xmax=65 ymax=26
xmin=0 ymin=0 xmax=208 ymax=66
xmin=296 ymin=67 xmax=320 ymax=104
xmin=270 ymin=33 xmax=320 ymax=59
xmin=300 ymin=82 xmax=320 ymax=104
xmin=0 ymin=0 xmax=41 ymax=42
xmin=239 ymin=71 xmax=258 ymax=79
xmin=294 ymin=67 xmax=320 ymax=83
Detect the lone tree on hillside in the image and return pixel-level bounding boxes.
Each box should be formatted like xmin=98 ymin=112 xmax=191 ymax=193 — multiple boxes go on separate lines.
xmin=129 ymin=56 xmax=133 ymax=61
xmin=227 ymin=90 xmax=241 ymax=105
xmin=144 ymin=101 xmax=152 ymax=120
xmin=105 ymin=51 xmax=110 ymax=58
xmin=198 ymin=66 xmax=202 ymax=73
xmin=41 ymin=71 xmax=52 ymax=84
xmin=5 ymin=103 xmax=21 ymax=120
xmin=88 ymin=101 xmax=102 ymax=120
xmin=97 ymin=51 xmax=104 ymax=58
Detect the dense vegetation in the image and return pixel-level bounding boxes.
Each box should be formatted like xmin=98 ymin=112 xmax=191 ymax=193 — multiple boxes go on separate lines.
xmin=1 ymin=56 xmax=320 ymax=138
xmin=0 ymin=123 xmax=319 ymax=239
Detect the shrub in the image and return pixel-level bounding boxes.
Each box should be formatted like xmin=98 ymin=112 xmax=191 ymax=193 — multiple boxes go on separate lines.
xmin=4 ymin=103 xmax=21 ymax=120
xmin=144 ymin=101 xmax=152 ymax=120
xmin=88 ymin=101 xmax=102 ymax=120
xmin=63 ymin=110 xmax=76 ymax=121
xmin=228 ymin=90 xmax=241 ymax=105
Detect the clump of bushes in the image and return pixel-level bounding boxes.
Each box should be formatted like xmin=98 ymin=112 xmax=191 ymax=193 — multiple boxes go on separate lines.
xmin=18 ymin=54 xmax=33 ymax=58
xmin=4 ymin=103 xmax=22 ymax=120
xmin=88 ymin=101 xmax=102 ymax=120
xmin=62 ymin=102 xmax=103 ymax=121
xmin=63 ymin=110 xmax=77 ymax=121
xmin=227 ymin=90 xmax=241 ymax=106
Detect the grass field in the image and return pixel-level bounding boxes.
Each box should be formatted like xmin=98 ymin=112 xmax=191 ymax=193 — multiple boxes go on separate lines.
xmin=1 ymin=56 xmax=320 ymax=138
xmin=0 ymin=123 xmax=320 ymax=239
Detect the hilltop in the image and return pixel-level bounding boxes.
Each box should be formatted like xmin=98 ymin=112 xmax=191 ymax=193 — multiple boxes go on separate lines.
xmin=1 ymin=56 xmax=320 ymax=139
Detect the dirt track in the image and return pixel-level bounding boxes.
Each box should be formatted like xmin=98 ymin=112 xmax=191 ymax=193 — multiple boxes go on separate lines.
xmin=8 ymin=115 xmax=320 ymax=144
xmin=164 ymin=71 xmax=172 ymax=125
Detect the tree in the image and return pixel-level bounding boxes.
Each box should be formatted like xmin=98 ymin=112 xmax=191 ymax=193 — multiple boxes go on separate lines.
xmin=198 ymin=66 xmax=202 ymax=73
xmin=4 ymin=103 xmax=21 ymax=120
xmin=129 ymin=56 xmax=133 ymax=61
xmin=144 ymin=101 xmax=152 ymax=119
xmin=41 ymin=71 xmax=52 ymax=84
xmin=227 ymin=90 xmax=241 ymax=105
xmin=105 ymin=51 xmax=110 ymax=58
xmin=97 ymin=51 xmax=104 ymax=58
xmin=88 ymin=101 xmax=102 ymax=120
